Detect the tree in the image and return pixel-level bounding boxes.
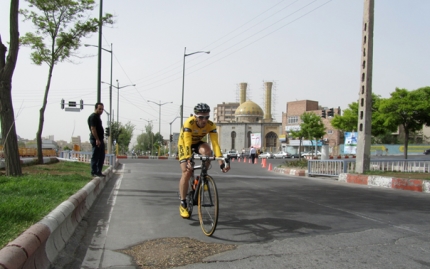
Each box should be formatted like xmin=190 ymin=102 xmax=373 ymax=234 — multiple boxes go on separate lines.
xmin=117 ymin=121 xmax=134 ymax=154
xmin=20 ymin=0 xmax=113 ymax=163
xmin=153 ymin=132 xmax=165 ymax=156
xmin=134 ymin=132 xmax=146 ymax=155
xmin=110 ymin=121 xmax=120 ymax=151
xmin=330 ymin=102 xmax=358 ymax=132
xmin=331 ymin=94 xmax=396 ymax=136
xmin=379 ymin=87 xmax=430 ymax=159
xmin=0 ymin=0 xmax=22 ymax=176
xmin=289 ymin=129 xmax=305 ymax=159
xmin=300 ymin=112 xmax=326 ymax=157
xmin=288 ymin=113 xmax=325 ymax=158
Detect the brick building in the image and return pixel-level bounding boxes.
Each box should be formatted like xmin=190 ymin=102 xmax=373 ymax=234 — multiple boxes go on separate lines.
xmin=282 ymin=100 xmax=343 ymax=155
xmin=213 ymin=102 xmax=240 ymax=123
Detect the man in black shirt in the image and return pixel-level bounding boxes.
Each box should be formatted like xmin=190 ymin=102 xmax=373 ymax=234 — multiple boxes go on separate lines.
xmin=88 ymin=103 xmax=105 ymax=177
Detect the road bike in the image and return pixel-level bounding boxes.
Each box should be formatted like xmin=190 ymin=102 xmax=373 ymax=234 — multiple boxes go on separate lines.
xmin=185 ymin=155 xmax=230 ymax=236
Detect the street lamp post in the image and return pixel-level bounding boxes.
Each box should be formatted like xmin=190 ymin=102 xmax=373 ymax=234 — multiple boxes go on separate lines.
xmin=169 ymin=116 xmax=180 ymax=157
xmin=147 ymin=100 xmax=173 ymax=135
xmin=102 ymin=80 xmax=135 ymax=123
xmin=180 ymin=47 xmax=210 ymax=128
xmin=85 ymin=43 xmax=113 ymax=153
xmin=97 ymin=0 xmax=103 ymax=103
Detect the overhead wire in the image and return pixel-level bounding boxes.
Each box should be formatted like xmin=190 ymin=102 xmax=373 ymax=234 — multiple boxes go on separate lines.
xmin=185 ymin=0 xmax=334 ymax=77
xmin=125 ymin=0 xmax=333 ymax=93
xmin=94 ymin=0 xmax=334 ymax=124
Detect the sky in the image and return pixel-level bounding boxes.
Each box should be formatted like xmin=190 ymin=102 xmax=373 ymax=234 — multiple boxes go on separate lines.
xmin=1 ymin=0 xmax=429 ymax=147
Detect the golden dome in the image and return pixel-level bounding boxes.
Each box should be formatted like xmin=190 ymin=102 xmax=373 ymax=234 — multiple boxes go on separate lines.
xmin=235 ymin=100 xmax=264 ymax=116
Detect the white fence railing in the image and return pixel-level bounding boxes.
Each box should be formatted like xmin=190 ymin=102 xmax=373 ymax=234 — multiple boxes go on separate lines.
xmin=59 ymin=151 xmax=115 ymax=166
xmin=308 ymin=159 xmax=430 ymax=177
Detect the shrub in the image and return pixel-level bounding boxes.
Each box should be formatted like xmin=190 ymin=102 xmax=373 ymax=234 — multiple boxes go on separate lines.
xmin=283 ymin=159 xmax=308 ymax=169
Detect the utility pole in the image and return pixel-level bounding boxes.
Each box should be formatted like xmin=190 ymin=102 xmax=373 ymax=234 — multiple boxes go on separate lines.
xmin=96 ymin=0 xmax=103 ymax=103
xmin=356 ymin=0 xmax=374 ymax=173
xmin=147 ymin=100 xmax=173 ymax=135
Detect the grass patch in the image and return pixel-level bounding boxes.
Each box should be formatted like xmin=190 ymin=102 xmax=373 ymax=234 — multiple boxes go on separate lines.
xmin=0 ymin=161 xmax=99 ymax=248
xmin=280 ymin=159 xmax=308 ymax=169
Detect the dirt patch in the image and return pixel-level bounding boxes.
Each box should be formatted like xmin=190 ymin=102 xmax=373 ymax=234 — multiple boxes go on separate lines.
xmin=120 ymin=237 xmax=237 ymax=269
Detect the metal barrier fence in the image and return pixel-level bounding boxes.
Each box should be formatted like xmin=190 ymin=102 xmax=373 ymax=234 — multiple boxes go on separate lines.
xmin=60 ymin=151 xmax=115 ymax=166
xmin=0 ymin=148 xmax=57 ymax=158
xmin=308 ymin=159 xmax=430 ymax=177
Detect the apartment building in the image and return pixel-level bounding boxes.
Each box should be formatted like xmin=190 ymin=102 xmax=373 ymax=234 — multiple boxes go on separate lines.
xmin=282 ymin=100 xmax=342 ymax=155
xmin=213 ymin=102 xmax=240 ymax=123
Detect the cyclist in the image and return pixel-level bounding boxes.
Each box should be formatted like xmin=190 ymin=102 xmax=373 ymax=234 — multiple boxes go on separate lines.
xmin=178 ymin=103 xmax=230 ymax=218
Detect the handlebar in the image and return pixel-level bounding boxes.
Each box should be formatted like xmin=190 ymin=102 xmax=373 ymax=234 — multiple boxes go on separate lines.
xmin=190 ymin=154 xmax=230 ymax=170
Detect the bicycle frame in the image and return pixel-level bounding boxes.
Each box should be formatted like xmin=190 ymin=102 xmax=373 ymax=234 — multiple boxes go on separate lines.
xmin=190 ymin=155 xmax=229 ymax=205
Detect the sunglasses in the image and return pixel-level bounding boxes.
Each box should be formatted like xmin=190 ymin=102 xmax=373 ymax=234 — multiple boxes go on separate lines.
xmin=196 ymin=115 xmax=210 ymax=120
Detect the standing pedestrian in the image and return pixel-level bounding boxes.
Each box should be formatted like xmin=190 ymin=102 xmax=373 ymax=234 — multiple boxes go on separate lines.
xmin=249 ymin=146 xmax=256 ymax=164
xmin=88 ymin=103 xmax=106 ymax=177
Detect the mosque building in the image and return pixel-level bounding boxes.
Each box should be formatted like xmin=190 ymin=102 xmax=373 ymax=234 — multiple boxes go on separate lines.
xmin=213 ymin=82 xmax=282 ymax=154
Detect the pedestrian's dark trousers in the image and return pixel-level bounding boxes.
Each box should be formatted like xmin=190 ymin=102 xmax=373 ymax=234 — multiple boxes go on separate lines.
xmin=251 ymin=153 xmax=256 ymax=164
xmin=90 ymin=139 xmax=105 ymax=174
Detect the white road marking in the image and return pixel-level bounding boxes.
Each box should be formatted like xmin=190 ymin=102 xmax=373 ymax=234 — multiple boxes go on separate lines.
xmin=81 ymin=166 xmax=124 ymax=269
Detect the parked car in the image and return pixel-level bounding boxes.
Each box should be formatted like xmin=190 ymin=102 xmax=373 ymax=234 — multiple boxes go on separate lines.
xmin=258 ymin=152 xmax=273 ymax=159
xmin=424 ymin=149 xmax=430 ymax=155
xmin=273 ymin=151 xmax=291 ymax=159
xmin=226 ymin=150 xmax=239 ymax=159
xmin=290 ymin=153 xmax=300 ymax=158
xmin=301 ymin=151 xmax=321 ymax=157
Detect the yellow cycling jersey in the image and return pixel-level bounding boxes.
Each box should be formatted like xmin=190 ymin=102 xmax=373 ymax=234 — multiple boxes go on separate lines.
xmin=178 ymin=116 xmax=222 ymax=160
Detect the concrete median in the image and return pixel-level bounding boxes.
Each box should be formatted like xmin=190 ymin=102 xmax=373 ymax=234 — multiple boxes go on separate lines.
xmin=0 ymin=160 xmax=118 ymax=269
xmin=339 ymin=173 xmax=430 ymax=193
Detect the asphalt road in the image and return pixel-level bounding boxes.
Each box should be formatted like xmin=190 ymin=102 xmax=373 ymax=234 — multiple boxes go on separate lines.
xmin=54 ymin=158 xmax=430 ymax=268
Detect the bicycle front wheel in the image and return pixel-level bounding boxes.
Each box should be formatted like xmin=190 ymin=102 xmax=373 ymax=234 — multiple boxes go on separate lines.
xmin=197 ymin=175 xmax=219 ymax=236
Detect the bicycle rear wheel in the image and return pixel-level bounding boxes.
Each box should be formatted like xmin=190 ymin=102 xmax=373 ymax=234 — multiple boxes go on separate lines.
xmin=197 ymin=175 xmax=218 ymax=236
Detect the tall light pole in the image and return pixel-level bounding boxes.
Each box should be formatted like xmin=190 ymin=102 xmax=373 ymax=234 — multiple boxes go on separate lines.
xmin=169 ymin=116 xmax=181 ymax=157
xmin=97 ymin=0 xmax=103 ymax=103
xmin=85 ymin=43 xmax=113 ymax=153
xmin=180 ymin=47 xmax=210 ymax=128
xmin=147 ymin=100 xmax=173 ymax=135
xmin=102 ymin=80 xmax=135 ymax=123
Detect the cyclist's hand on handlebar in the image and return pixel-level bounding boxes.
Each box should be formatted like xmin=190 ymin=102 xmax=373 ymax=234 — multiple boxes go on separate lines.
xmin=186 ymin=159 xmax=194 ymax=171
xmin=218 ymin=160 xmax=230 ymax=173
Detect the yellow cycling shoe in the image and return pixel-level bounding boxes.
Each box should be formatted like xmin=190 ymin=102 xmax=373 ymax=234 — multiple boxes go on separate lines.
xmin=179 ymin=205 xmax=190 ymax=219
xmin=204 ymin=184 xmax=208 ymax=191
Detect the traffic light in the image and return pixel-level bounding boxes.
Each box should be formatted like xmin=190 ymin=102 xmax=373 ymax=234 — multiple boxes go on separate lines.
xmin=61 ymin=99 xmax=65 ymax=109
xmin=105 ymin=127 xmax=110 ymax=137
xmin=321 ymin=110 xmax=326 ymax=118
xmin=170 ymin=134 xmax=173 ymax=142
xmin=80 ymin=99 xmax=84 ymax=109
xmin=328 ymin=108 xmax=334 ymax=117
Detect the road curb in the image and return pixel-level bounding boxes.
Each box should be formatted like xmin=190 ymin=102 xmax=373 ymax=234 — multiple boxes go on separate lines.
xmin=339 ymin=173 xmax=430 ymax=193
xmin=0 ymin=158 xmax=119 ymax=269
xmin=271 ymin=168 xmax=430 ymax=194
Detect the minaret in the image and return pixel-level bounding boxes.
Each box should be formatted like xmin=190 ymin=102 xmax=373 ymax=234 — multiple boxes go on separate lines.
xmin=239 ymin=82 xmax=247 ymax=104
xmin=264 ymin=82 xmax=272 ymax=122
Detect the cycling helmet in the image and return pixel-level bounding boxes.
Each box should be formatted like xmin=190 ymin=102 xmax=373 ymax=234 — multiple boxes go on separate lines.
xmin=194 ymin=103 xmax=211 ymax=114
